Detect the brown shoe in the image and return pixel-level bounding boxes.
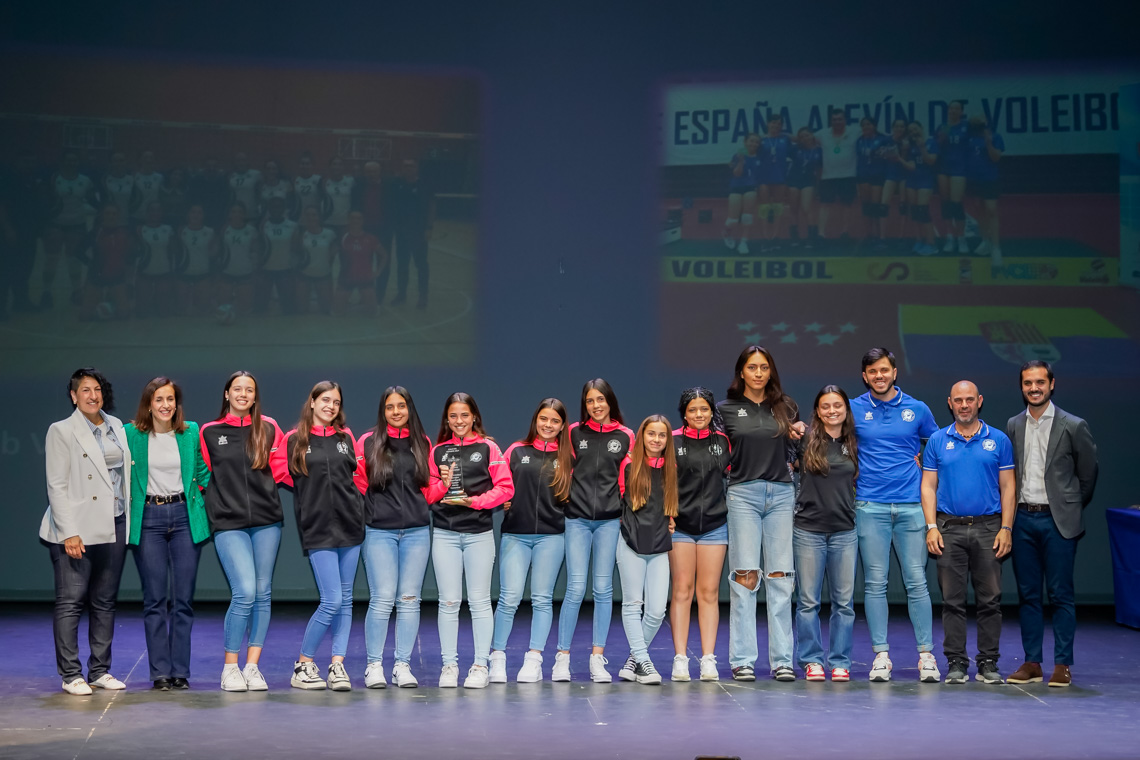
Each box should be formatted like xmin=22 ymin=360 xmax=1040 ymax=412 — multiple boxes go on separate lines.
xmin=1048 ymin=665 xmax=1071 ymax=688
xmin=1006 ymin=662 xmax=1043 ymax=684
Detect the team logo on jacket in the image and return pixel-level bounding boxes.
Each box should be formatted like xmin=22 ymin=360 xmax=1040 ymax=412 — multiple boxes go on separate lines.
xmin=841 ymin=444 xmax=849 ymax=457
xmin=737 ymin=408 xmax=748 ymax=417
xmin=982 ymin=439 xmax=996 ymax=451
xmin=607 ymin=440 xmax=623 ymax=453
xmin=902 ymin=409 xmax=915 ymax=422
xmin=306 ymin=446 xmax=312 ymax=454
xmin=578 ymin=440 xmax=588 ymax=450
xmin=521 ymin=455 xmax=531 ymax=464
xmin=710 ymin=443 xmax=724 ymax=457
xmin=337 ymin=441 xmax=350 ymax=455
xmin=946 ymin=440 xmax=955 ymax=450
xmin=217 ymin=435 xmax=228 ymax=445
xmin=864 ymin=411 xmax=874 ymax=421
xmin=677 ymin=447 xmax=687 ymax=457
xmin=469 ymin=451 xmax=483 ymax=462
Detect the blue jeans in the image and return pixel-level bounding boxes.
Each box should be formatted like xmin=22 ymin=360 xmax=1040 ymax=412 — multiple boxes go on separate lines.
xmin=492 ymin=533 xmax=566 ymax=652
xmin=855 ymin=501 xmax=933 ymax=653
xmin=793 ymin=526 xmax=857 ymax=670
xmin=727 ymin=479 xmax=795 ymax=670
xmin=1012 ymin=509 xmax=1078 ymax=665
xmin=557 ymin=517 xmax=620 ymax=651
xmin=433 ymin=528 xmax=496 ymax=667
xmin=616 ymin=537 xmax=670 ymax=664
xmin=301 ymin=545 xmax=361 ymax=659
xmin=214 ymin=523 xmax=282 ymax=653
xmin=134 ymin=500 xmax=202 ymax=680
xmin=362 ymin=526 xmax=431 ymax=664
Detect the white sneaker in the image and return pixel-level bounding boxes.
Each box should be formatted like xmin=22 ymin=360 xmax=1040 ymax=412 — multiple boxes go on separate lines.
xmin=221 ymin=664 xmax=248 ymax=692
xmin=365 ymin=661 xmax=387 ymax=689
xmin=517 ymin=651 xmax=543 ymax=683
xmin=942 ymin=235 xmax=956 ymax=253
xmin=869 ymin=652 xmax=893 ymax=682
xmin=488 ymin=651 xmax=508 ymax=684
xmin=392 ymin=662 xmax=419 ymax=688
xmin=327 ymin=661 xmax=352 ymax=691
xmin=62 ymin=677 xmax=93 ymax=696
xmin=699 ymin=654 xmax=720 ymax=681
xmin=464 ymin=664 xmax=490 ymax=689
xmin=589 ymin=653 xmax=612 ymax=683
xmin=974 ymin=240 xmax=991 ymax=256
xmin=551 ymin=651 xmax=571 ymax=682
xmin=291 ymin=661 xmax=327 ymax=690
xmin=671 ymin=654 xmax=691 ymax=682
xmin=957 ymin=236 xmax=970 ymax=254
xmin=919 ymin=652 xmax=941 ymax=683
xmin=736 ymin=239 xmax=750 ymax=255
xmin=89 ymin=674 xmax=125 ymax=690
xmin=242 ymin=663 xmax=267 ymax=691
xmin=439 ymin=663 xmax=460 ymax=688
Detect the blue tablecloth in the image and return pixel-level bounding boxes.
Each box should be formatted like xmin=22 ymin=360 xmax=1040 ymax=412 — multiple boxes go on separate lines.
xmin=1106 ymin=508 xmax=1140 ymax=629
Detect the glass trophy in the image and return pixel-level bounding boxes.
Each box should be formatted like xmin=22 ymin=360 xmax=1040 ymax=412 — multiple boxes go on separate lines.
xmin=440 ymin=445 xmax=468 ymax=505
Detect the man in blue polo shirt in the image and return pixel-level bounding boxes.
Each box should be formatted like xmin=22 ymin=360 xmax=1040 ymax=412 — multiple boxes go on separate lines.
xmin=851 ymin=347 xmax=940 ymax=683
xmin=921 ymin=380 xmax=1015 ymax=685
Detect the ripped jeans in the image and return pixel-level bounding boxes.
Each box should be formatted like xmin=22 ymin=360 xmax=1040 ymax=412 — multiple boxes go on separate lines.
xmin=432 ymin=528 xmax=496 ymax=668
xmin=726 ymin=479 xmax=795 ymax=671
xmin=362 ymin=525 xmax=431 ymax=665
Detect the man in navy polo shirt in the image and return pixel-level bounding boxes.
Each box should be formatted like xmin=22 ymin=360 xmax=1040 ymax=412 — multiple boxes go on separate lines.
xmin=851 ymin=347 xmax=940 ymax=683
xmin=921 ymin=380 xmax=1015 ymax=685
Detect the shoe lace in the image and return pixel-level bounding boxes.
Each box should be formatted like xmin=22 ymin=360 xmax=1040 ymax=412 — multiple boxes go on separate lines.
xmin=642 ymin=661 xmax=658 ymax=674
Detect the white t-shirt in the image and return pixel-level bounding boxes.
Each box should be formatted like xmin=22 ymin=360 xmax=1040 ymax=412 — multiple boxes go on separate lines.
xmin=262 ymin=218 xmax=298 ymax=271
xmin=229 ymin=170 xmax=262 ymax=216
xmin=323 ymin=176 xmax=355 ymax=226
xmin=294 ymin=175 xmax=323 ymax=215
xmin=133 ymin=172 xmax=164 ymax=217
xmin=139 ymin=224 xmax=174 ymax=276
xmin=814 ymin=125 xmax=861 ymax=179
xmin=222 ymin=224 xmax=258 ymax=277
xmin=300 ymin=227 xmax=337 ymax=278
xmin=147 ymin=430 xmax=183 ymax=497
xmin=180 ymin=226 xmax=215 ymax=277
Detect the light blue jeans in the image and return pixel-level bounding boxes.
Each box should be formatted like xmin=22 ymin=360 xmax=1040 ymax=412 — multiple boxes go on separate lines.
xmin=727 ymin=480 xmax=795 ymax=670
xmin=556 ymin=517 xmax=620 ymax=651
xmin=301 ymin=545 xmax=361 ymax=659
xmin=855 ymin=500 xmax=934 ymax=653
xmin=214 ymin=523 xmax=282 ymax=653
xmin=362 ymin=525 xmax=431 ymax=664
xmin=793 ymin=526 xmax=857 ymax=670
xmin=616 ymin=537 xmax=670 ymax=664
xmin=432 ymin=528 xmax=496 ymax=667
xmin=492 ymin=533 xmax=566 ymax=652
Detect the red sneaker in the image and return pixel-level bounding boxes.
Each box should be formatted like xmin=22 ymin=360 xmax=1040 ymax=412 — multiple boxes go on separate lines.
xmin=805 ymin=663 xmax=826 ymax=681
xmin=831 ymin=668 xmax=850 ymax=682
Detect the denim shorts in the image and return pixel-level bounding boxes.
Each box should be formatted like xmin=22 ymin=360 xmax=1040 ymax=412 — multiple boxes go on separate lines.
xmin=672 ymin=522 xmax=728 ymax=546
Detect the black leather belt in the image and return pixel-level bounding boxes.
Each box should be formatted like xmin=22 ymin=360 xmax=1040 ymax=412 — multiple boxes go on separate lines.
xmin=938 ymin=512 xmax=1000 ymax=526
xmin=146 ymin=493 xmax=185 ymax=505
xmin=1018 ymin=502 xmax=1050 ymax=513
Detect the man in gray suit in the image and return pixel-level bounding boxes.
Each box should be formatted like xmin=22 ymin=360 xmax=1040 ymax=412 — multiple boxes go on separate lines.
xmin=1005 ymin=361 xmax=1098 ymax=688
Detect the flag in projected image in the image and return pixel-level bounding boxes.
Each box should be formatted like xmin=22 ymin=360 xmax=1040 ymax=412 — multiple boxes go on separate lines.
xmin=899 ymin=306 xmax=1139 ymax=378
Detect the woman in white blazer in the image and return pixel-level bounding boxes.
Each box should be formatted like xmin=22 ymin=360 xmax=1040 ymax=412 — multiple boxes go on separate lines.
xmin=40 ymin=368 xmax=132 ymax=696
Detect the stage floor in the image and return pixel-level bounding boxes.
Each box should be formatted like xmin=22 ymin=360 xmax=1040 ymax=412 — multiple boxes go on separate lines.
xmin=1 ymin=602 xmax=1136 ymax=759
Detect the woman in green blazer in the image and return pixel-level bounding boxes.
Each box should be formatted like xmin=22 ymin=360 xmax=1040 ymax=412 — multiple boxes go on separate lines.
xmin=125 ymin=377 xmax=211 ymax=691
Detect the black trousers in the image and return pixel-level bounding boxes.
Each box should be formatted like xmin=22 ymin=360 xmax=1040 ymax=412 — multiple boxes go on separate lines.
xmin=376 ymin=230 xmax=429 ymax=304
xmin=49 ymin=514 xmax=128 ymax=682
xmin=935 ymin=513 xmax=1003 ymax=663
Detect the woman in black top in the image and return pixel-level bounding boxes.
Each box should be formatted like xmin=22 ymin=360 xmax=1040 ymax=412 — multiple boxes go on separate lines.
xmin=793 ymin=385 xmax=859 ymax=682
xmin=669 ymin=387 xmax=731 ymax=682
xmin=273 ymin=381 xmax=366 ymax=692
xmin=614 ymin=415 xmax=678 ymax=686
xmin=355 ymin=386 xmax=433 ymax=689
xmin=488 ymin=398 xmax=573 ymax=684
xmin=717 ymin=345 xmax=805 ymax=682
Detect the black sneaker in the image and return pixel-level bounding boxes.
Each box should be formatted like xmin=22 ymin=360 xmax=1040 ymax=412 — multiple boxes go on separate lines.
xmin=976 ymin=659 xmax=1004 ymax=684
xmin=618 ymin=653 xmax=637 ymax=682
xmin=732 ymin=665 xmax=756 ymax=682
xmin=634 ymin=659 xmax=662 ymax=685
xmin=773 ymin=666 xmax=796 ymax=682
xmin=945 ymin=659 xmax=969 ymax=684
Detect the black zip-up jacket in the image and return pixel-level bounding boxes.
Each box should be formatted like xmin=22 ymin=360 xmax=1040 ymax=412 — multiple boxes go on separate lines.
xmin=618 ymin=456 xmax=673 ymax=555
xmin=673 ymin=426 xmax=731 ymax=535
xmin=355 ymin=426 xmax=432 ymax=531
xmin=274 ymin=425 xmax=366 ymax=552
xmin=199 ymin=413 xmax=285 ymax=531
xmin=426 ymin=434 xmax=514 ymax=534
xmin=717 ymin=397 xmax=800 ymax=485
xmin=566 ymin=419 xmax=634 ymax=521
xmin=502 ymin=440 xmax=567 ymax=535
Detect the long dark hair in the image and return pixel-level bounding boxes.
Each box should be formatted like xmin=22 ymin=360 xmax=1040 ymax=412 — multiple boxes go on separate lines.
xmin=290 ymin=381 xmax=348 ymax=476
xmin=677 ymin=386 xmax=723 ymax=433
xmin=68 ymin=367 xmax=114 ymax=413
xmin=520 ymin=398 xmax=573 ymax=502
xmin=133 ymin=376 xmax=187 ymax=434
xmin=368 ymin=386 xmax=430 ymax=490
xmin=217 ymin=371 xmax=270 ymax=470
xmin=579 ymin=378 xmax=624 ymax=425
xmin=802 ymin=385 xmax=858 ymax=477
xmin=726 ymin=345 xmax=796 ymax=435
xmin=626 ymin=415 xmax=678 ymax=516
xmin=437 ymin=392 xmax=488 ymax=444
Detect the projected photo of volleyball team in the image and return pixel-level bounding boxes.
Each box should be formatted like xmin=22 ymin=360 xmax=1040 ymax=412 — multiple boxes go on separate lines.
xmin=0 ymin=53 xmax=480 ymax=372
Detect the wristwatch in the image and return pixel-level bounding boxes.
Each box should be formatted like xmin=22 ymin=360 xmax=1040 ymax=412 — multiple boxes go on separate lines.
xmin=925 ymin=523 xmax=937 ymax=532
